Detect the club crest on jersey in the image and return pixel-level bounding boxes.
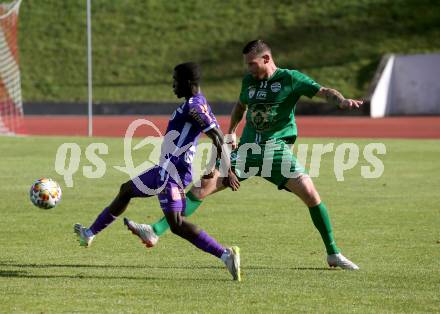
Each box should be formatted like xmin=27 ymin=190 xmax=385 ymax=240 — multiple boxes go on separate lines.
xmin=250 ymin=103 xmax=273 ymax=131
xmin=271 ymin=82 xmax=282 ymax=93
xmin=248 ymin=87 xmax=256 ymax=99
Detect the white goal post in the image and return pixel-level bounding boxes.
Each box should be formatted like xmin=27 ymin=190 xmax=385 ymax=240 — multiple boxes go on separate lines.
xmin=0 ymin=0 xmax=22 ymax=135
xmin=87 ymin=0 xmax=93 ymax=137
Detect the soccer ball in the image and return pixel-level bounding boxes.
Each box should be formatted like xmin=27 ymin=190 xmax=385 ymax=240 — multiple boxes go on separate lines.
xmin=29 ymin=178 xmax=62 ymax=209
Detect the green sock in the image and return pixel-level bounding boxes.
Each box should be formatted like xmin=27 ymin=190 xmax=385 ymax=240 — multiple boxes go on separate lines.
xmin=184 ymin=191 xmax=203 ymax=217
xmin=152 ymin=191 xmax=203 ymax=236
xmin=308 ymin=202 xmax=340 ymax=255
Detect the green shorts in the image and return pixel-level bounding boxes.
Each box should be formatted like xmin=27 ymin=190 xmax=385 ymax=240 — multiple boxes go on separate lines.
xmin=225 ymin=138 xmax=306 ymax=190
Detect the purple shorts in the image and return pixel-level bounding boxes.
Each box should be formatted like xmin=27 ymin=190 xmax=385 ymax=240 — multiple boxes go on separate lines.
xmin=130 ymin=166 xmax=186 ymax=213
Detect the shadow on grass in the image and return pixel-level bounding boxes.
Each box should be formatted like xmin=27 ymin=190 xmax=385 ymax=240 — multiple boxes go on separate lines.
xmin=0 ymin=270 xmax=28 ymax=277
xmin=1 ymin=262 xmax=335 ymax=273
xmin=0 ymin=267 xmax=336 ymax=283
xmin=0 ymin=262 xmax=222 ymax=270
xmin=0 ymin=270 xmax=231 ymax=282
xmin=246 ymin=265 xmax=335 ymax=271
xmin=0 ymin=262 xmax=154 ymax=269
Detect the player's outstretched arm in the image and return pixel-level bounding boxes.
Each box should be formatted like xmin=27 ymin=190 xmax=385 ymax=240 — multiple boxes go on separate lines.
xmin=227 ymin=101 xmax=247 ymax=149
xmin=316 ymin=87 xmax=363 ymax=110
xmin=205 ymin=127 xmax=240 ymax=191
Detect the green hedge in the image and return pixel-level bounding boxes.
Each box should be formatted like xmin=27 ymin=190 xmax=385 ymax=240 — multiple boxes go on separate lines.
xmin=18 ymin=0 xmax=440 ymax=102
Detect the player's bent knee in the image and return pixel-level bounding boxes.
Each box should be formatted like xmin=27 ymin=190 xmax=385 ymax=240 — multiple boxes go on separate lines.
xmin=305 ymin=188 xmax=321 ymax=207
xmin=169 ymin=222 xmax=187 ymax=237
xmin=169 ymin=224 xmax=180 ymax=235
xmin=166 ymin=214 xmax=184 ymax=235
xmin=190 ymin=187 xmax=205 ymax=200
xmin=307 ymin=195 xmax=321 ymax=207
xmin=286 ymin=175 xmax=321 ymax=207
xmin=119 ymin=181 xmax=134 ymax=199
xmin=191 ymin=179 xmax=219 ymax=200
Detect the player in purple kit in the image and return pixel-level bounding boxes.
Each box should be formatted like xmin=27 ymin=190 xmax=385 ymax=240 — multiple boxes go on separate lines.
xmin=74 ymin=62 xmax=241 ymax=281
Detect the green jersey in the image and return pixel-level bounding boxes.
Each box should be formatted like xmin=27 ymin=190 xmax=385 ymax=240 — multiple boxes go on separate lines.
xmin=239 ymin=68 xmax=321 ymax=144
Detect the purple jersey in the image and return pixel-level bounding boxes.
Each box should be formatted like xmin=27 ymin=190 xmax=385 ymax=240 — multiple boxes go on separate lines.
xmin=158 ymin=93 xmax=218 ymax=187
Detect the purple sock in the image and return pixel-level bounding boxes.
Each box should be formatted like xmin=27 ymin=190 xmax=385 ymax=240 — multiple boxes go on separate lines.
xmin=89 ymin=207 xmax=117 ymax=235
xmin=191 ymin=230 xmax=225 ymax=258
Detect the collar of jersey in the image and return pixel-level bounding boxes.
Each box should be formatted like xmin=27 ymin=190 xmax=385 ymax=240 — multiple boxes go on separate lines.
xmin=254 ymin=68 xmax=280 ymax=82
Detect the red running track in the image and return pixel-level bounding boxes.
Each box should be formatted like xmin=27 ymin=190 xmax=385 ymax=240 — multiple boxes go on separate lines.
xmin=20 ymin=115 xmax=440 ymax=139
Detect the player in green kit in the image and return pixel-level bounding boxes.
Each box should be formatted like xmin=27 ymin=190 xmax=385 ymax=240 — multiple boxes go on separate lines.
xmin=128 ymin=40 xmax=362 ymax=270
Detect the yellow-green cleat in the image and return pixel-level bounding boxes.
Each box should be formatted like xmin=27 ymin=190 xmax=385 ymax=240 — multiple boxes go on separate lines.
xmin=224 ymin=246 xmax=241 ymax=281
xmin=74 ymin=223 xmax=95 ymax=247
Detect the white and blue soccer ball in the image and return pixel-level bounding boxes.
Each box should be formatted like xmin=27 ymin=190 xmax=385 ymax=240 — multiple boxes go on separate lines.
xmin=29 ymin=178 xmax=62 ymax=209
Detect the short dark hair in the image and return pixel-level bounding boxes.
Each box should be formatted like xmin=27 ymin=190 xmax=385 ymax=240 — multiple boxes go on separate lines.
xmin=174 ymin=62 xmax=201 ymax=83
xmin=242 ymin=39 xmax=271 ymax=55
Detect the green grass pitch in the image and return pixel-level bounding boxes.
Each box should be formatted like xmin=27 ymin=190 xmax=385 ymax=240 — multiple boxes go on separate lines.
xmin=0 ymin=136 xmax=439 ymax=313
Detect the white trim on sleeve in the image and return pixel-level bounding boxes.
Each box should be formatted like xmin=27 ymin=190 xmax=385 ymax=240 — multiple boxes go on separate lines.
xmin=202 ymin=123 xmax=217 ymax=133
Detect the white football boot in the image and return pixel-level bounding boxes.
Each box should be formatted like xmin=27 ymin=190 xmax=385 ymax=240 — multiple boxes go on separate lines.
xmin=74 ymin=223 xmax=95 ymax=247
xmin=123 ymin=217 xmax=159 ymax=248
xmin=327 ymin=253 xmax=359 ymax=270
xmin=223 ymin=246 xmax=241 ymax=281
